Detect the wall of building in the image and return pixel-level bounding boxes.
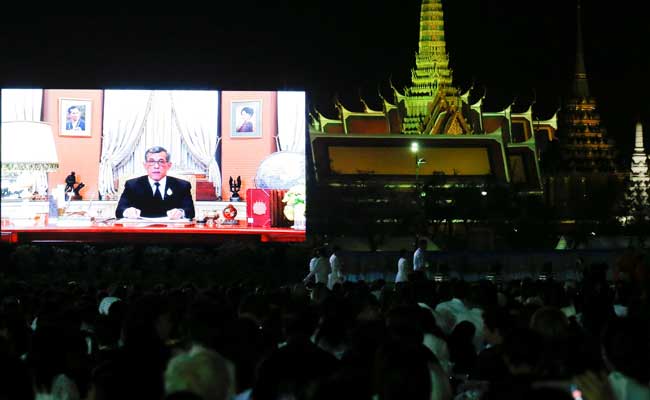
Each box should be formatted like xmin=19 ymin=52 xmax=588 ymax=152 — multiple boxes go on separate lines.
xmin=42 ymin=89 xmax=104 ymax=200
xmin=220 ymin=91 xmax=277 ymax=200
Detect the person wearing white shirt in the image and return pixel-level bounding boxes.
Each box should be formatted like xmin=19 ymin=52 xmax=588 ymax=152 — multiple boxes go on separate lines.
xmin=396 ymin=249 xmax=410 ymax=283
xmin=304 ymin=247 xmax=329 ymax=285
xmin=327 ymin=245 xmax=344 ymax=289
xmin=413 ymin=239 xmax=427 ymax=272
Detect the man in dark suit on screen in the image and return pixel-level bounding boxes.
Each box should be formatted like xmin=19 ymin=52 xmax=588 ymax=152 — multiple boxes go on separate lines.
xmin=116 ymin=146 xmax=195 ymax=219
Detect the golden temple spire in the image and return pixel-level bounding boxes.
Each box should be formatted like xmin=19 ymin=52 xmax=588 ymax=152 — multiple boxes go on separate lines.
xmin=408 ymin=0 xmax=456 ymax=97
xmin=401 ymin=0 xmax=460 ymax=134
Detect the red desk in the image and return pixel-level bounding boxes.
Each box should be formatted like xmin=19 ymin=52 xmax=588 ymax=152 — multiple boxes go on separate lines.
xmin=1 ymin=223 xmax=306 ymax=244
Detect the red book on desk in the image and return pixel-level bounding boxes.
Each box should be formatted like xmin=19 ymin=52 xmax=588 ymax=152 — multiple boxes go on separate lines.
xmin=246 ymin=188 xmax=272 ymax=228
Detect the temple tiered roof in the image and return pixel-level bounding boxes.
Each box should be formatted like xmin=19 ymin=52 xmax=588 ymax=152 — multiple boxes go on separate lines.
xmin=559 ymin=1 xmax=617 ymax=172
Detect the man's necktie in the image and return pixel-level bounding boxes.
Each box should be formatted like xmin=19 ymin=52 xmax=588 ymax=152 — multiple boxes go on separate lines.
xmin=154 ymin=182 xmax=163 ymax=201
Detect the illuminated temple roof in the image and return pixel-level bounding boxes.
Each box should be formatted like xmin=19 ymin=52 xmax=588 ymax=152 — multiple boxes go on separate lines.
xmin=310 ymin=0 xmax=557 ymax=191
xmin=309 ymin=0 xmax=558 ymax=193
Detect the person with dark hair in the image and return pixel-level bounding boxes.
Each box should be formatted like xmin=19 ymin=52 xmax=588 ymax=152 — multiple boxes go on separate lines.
xmin=28 ymin=325 xmax=90 ymax=400
xmin=482 ymin=328 xmax=544 ymax=400
xmin=566 ymin=314 xmax=646 ymax=400
xmin=304 ymin=247 xmax=329 ymax=285
xmin=599 ymin=317 xmax=650 ymax=399
xmin=385 ymin=305 xmax=425 ymax=346
xmin=434 ymin=280 xmax=484 ymax=352
xmin=253 ymin=305 xmax=339 ymax=400
xmin=448 ymin=320 xmax=477 ymax=376
xmin=529 ymin=306 xmax=572 ymax=379
xmin=236 ymin=107 xmax=254 ymax=133
xmin=472 ymin=306 xmax=511 ymax=382
xmin=108 ymin=293 xmax=174 ymax=400
xmin=65 ymin=106 xmax=86 ymax=131
xmin=116 ymin=146 xmax=195 ymax=219
xmin=0 ymin=351 xmax=33 ymax=400
xmin=88 ymin=359 xmax=132 ymax=400
xmin=374 ymin=340 xmax=451 ymax=400
xmin=65 ymin=171 xmax=77 ymax=193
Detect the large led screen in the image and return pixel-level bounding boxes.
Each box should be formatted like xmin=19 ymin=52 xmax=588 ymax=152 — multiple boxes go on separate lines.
xmin=1 ymin=89 xmax=307 ymax=242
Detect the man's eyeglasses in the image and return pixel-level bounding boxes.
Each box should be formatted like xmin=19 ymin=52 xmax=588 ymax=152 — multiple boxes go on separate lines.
xmin=146 ymin=160 xmax=168 ymax=166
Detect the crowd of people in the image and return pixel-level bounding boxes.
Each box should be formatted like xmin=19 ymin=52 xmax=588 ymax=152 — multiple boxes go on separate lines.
xmin=0 ymin=242 xmax=649 ymax=400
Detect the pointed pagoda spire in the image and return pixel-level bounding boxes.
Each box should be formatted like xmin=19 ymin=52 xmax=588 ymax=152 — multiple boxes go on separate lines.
xmin=571 ymin=0 xmax=590 ymax=100
xmin=559 ymin=0 xmax=617 ymax=173
xmin=400 ymin=0 xmax=461 ymax=134
xmin=408 ymin=0 xmax=456 ymax=98
xmin=630 ymin=122 xmax=649 ymax=180
xmin=621 ymin=122 xmax=650 ymax=224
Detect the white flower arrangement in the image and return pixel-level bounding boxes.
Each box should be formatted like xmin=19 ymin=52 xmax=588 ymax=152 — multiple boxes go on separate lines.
xmin=282 ymin=184 xmax=306 ymax=221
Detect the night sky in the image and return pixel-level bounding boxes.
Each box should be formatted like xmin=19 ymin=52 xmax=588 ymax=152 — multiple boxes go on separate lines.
xmin=1 ymin=1 xmax=648 ymax=162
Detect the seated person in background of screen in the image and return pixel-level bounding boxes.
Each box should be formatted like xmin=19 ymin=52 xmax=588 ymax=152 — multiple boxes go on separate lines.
xmin=116 ymin=146 xmax=195 ymax=220
xmin=65 ymin=106 xmax=86 ymax=131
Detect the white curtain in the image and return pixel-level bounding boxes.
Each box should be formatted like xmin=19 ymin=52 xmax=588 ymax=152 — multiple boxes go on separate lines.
xmin=1 ymin=89 xmax=48 ymax=194
xmin=277 ymin=91 xmax=306 ymax=153
xmin=98 ymin=90 xmax=153 ymax=197
xmin=114 ymin=91 xmax=207 ymax=183
xmin=1 ymin=89 xmax=43 ymax=122
xmin=170 ymin=90 xmax=221 ymax=197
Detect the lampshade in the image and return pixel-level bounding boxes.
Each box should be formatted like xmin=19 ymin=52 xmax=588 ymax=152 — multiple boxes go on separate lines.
xmin=1 ymin=121 xmax=59 ymax=172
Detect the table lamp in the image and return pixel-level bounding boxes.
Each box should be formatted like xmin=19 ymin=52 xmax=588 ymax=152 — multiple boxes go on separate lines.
xmin=1 ymin=121 xmax=59 ymax=197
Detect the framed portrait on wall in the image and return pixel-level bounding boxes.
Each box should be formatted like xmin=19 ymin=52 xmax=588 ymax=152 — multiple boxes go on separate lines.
xmin=231 ymin=100 xmax=262 ymax=138
xmin=59 ymin=98 xmax=91 ymax=137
